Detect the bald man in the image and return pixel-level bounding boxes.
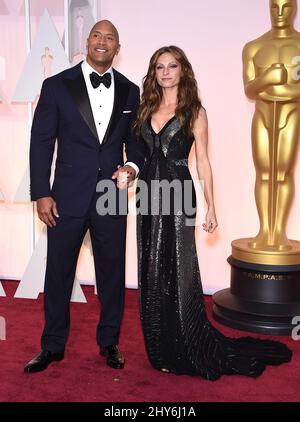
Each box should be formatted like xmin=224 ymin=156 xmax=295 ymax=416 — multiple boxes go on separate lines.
xmin=25 ymin=20 xmax=144 ymax=373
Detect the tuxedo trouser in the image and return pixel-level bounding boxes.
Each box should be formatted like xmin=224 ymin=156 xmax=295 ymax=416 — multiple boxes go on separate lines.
xmin=41 ymin=190 xmax=127 ymax=352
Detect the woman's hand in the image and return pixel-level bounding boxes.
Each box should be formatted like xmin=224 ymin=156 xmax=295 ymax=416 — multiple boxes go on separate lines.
xmin=202 ymin=208 xmax=218 ymax=233
xmin=112 ymin=165 xmax=136 ymax=189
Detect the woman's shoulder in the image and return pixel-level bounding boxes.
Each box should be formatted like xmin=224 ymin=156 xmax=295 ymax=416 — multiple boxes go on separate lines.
xmin=198 ymin=106 xmax=207 ymax=119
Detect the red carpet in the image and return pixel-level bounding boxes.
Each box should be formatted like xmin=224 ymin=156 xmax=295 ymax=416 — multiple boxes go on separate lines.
xmin=0 ymin=280 xmax=299 ymax=402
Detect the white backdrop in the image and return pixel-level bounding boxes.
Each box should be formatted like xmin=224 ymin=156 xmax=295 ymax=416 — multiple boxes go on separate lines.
xmin=1 ymin=0 xmax=300 ymax=297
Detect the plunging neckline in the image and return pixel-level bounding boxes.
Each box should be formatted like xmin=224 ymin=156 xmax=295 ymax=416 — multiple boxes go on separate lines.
xmin=150 ymin=115 xmax=176 ymax=136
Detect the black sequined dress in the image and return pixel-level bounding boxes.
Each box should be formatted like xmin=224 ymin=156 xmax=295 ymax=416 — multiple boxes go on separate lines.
xmin=137 ymin=116 xmax=292 ymax=381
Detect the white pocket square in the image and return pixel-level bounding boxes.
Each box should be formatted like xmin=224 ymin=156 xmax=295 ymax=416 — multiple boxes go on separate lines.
xmin=123 ymin=110 xmax=132 ymax=114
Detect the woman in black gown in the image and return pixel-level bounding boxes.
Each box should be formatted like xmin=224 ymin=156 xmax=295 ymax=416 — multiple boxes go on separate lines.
xmin=134 ymin=46 xmax=292 ymax=381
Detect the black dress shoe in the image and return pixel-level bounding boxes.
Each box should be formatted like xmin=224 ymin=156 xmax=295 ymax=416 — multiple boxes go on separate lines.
xmin=100 ymin=345 xmax=125 ymax=369
xmin=24 ymin=350 xmax=64 ymax=373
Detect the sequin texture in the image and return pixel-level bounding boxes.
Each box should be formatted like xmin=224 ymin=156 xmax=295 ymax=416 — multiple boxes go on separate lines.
xmin=137 ymin=117 xmax=292 ymax=380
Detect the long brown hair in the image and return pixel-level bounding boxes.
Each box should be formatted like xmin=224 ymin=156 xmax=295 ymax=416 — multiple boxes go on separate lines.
xmin=135 ymin=46 xmax=202 ymax=136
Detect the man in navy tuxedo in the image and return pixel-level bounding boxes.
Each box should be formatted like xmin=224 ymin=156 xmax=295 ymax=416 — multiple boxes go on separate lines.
xmin=24 ymin=20 xmax=144 ymax=373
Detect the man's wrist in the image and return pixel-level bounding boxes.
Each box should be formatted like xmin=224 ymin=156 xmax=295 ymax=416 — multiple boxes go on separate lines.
xmin=125 ymin=162 xmax=139 ymax=177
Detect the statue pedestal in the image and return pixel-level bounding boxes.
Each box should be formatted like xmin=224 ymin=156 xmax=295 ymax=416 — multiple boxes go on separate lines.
xmin=213 ymin=239 xmax=300 ymax=335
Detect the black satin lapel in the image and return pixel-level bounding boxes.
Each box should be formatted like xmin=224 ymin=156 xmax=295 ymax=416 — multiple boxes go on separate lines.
xmin=101 ymin=75 xmax=130 ymax=145
xmin=64 ymin=73 xmax=99 ymax=142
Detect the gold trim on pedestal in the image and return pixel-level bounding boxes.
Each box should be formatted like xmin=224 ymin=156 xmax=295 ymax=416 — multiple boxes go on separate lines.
xmin=232 ymin=238 xmax=300 ymax=266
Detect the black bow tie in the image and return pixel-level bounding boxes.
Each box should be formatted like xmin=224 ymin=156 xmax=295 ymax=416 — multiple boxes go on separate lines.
xmin=89 ymin=72 xmax=112 ymax=89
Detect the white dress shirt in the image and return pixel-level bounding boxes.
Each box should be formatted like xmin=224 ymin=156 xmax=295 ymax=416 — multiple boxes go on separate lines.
xmin=81 ymin=61 xmax=139 ymax=175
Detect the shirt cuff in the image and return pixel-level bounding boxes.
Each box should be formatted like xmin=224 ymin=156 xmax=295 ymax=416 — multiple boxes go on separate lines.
xmin=125 ymin=161 xmax=139 ymax=177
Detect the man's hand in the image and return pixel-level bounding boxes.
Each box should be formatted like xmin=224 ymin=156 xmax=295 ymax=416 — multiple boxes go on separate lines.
xmin=36 ymin=197 xmax=60 ymax=228
xmin=112 ymin=165 xmax=137 ymax=189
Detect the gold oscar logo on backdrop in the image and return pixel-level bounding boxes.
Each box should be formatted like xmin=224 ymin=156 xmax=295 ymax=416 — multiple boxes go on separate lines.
xmin=213 ymin=0 xmax=300 ymax=335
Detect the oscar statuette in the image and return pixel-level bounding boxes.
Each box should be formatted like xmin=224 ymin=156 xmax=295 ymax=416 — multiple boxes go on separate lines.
xmin=213 ymin=0 xmax=300 ymax=334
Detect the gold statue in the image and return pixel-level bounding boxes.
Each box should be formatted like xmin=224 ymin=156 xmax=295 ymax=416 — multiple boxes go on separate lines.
xmin=213 ymin=0 xmax=300 ymax=334
xmin=242 ymin=0 xmax=300 ymax=253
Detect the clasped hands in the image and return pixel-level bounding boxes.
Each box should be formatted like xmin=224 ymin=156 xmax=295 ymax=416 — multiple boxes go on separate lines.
xmin=265 ymin=63 xmax=288 ymax=86
xmin=257 ymin=63 xmax=293 ymax=99
xmin=112 ymin=164 xmax=136 ymax=189
xmin=37 ymin=165 xmax=136 ymax=228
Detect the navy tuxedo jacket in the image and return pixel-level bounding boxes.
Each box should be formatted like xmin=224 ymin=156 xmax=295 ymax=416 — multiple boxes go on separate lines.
xmin=30 ymin=62 xmax=144 ymax=217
